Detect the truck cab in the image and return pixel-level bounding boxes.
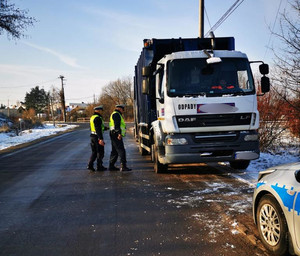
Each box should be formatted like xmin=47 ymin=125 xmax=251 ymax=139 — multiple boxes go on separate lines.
xmin=134 ymin=37 xmax=269 ymax=173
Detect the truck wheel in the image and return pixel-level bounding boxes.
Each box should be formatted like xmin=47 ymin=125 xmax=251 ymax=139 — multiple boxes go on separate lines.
xmin=153 ymin=145 xmax=167 ymax=173
xmin=256 ymin=194 xmax=289 ymax=255
xmin=229 ymin=160 xmax=250 ymax=170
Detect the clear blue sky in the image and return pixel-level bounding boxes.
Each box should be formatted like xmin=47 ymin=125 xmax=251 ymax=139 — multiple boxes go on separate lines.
xmin=0 ymin=0 xmax=288 ymax=106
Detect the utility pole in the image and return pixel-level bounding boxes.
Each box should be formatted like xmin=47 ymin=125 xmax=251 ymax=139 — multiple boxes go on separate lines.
xmin=199 ymin=0 xmax=204 ymax=38
xmin=59 ymin=75 xmax=66 ymax=122
xmin=7 ymin=99 xmax=10 ymax=117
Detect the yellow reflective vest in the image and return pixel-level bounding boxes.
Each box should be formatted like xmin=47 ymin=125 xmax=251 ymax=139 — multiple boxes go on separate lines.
xmin=90 ymin=114 xmax=104 ymax=134
xmin=109 ymin=111 xmax=126 ymax=137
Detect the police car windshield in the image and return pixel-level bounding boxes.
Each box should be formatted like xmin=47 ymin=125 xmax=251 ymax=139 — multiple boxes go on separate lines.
xmin=167 ymin=58 xmax=255 ymax=97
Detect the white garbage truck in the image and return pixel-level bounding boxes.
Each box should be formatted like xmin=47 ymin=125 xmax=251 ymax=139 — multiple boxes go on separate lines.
xmin=134 ymin=37 xmax=270 ymax=173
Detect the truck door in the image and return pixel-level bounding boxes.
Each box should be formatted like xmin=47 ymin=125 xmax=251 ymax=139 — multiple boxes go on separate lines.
xmin=155 ymin=66 xmax=164 ymax=118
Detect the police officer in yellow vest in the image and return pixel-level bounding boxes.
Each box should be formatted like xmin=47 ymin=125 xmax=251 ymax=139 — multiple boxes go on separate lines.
xmin=87 ymin=105 xmax=108 ymax=172
xmin=108 ymin=104 xmax=132 ymax=172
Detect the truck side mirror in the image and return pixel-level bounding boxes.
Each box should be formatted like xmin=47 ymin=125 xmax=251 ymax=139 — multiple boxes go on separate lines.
xmin=142 ymin=66 xmax=151 ymax=77
xmin=142 ymin=78 xmax=149 ymax=94
xmin=259 ymin=63 xmax=269 ymax=75
xmin=261 ymin=76 xmax=270 ymax=93
xmin=295 ymin=170 xmax=300 ymax=183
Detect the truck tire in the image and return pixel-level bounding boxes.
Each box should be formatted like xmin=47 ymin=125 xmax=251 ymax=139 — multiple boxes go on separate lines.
xmin=153 ymin=145 xmax=167 ymax=173
xmin=229 ymin=160 xmax=250 ymax=170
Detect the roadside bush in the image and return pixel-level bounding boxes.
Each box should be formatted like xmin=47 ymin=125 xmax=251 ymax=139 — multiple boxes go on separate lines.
xmin=258 ymin=88 xmax=299 ymax=152
xmin=22 ymin=119 xmax=43 ymax=129
xmin=288 ymin=98 xmax=300 ymax=138
xmin=0 ymin=113 xmax=14 ymax=133
xmin=0 ymin=123 xmax=10 ymax=133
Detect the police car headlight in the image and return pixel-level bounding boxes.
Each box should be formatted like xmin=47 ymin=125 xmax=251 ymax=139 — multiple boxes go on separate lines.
xmin=166 ymin=138 xmax=188 ymax=145
xmin=244 ymin=134 xmax=259 ymax=141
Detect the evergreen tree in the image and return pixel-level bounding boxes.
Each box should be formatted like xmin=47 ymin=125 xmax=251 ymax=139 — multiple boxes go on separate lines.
xmin=24 ymin=86 xmax=49 ymax=113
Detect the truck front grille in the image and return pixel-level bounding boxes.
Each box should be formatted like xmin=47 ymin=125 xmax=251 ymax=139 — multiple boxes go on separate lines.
xmin=176 ymin=113 xmax=252 ymax=128
xmin=193 ymin=132 xmax=238 ymax=143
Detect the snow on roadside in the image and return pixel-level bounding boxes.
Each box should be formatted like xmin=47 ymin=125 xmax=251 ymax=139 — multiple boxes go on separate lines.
xmin=0 ymin=123 xmax=78 ymax=151
xmin=248 ymin=152 xmax=299 ymax=172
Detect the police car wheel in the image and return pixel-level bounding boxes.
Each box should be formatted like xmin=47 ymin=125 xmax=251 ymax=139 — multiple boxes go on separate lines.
xmin=256 ymin=194 xmax=289 ymax=255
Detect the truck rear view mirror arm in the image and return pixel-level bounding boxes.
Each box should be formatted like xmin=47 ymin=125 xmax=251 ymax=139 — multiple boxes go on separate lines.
xmin=158 ymin=97 xmax=164 ymax=104
xmin=249 ymin=61 xmax=269 ymax=75
xmin=203 ymin=49 xmax=222 ymax=64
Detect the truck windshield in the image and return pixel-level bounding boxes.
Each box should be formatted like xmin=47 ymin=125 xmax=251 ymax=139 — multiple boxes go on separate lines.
xmin=167 ymin=58 xmax=255 ymax=97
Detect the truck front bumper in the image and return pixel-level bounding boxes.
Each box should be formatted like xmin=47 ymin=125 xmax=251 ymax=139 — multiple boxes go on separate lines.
xmin=162 ymin=131 xmax=260 ymax=164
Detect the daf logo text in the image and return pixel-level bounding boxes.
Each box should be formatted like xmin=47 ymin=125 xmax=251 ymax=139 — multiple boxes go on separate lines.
xmin=178 ymin=117 xmax=197 ymax=122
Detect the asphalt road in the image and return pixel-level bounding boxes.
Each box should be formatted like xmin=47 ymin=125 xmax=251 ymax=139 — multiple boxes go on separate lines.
xmin=0 ymin=124 xmax=274 ymax=256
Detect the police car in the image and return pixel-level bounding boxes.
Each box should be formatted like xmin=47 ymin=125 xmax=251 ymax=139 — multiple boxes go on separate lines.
xmin=253 ymin=162 xmax=300 ymax=256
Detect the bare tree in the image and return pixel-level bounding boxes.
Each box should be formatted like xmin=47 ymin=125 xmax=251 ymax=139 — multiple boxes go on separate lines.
xmin=0 ymin=0 xmax=36 ymax=40
xmin=48 ymin=86 xmax=61 ymax=123
xmin=264 ymin=0 xmax=300 ymax=141
xmin=98 ymin=77 xmax=134 ymax=121
xmin=102 ymin=77 xmax=133 ymax=105
xmin=258 ymin=89 xmax=289 ymax=151
xmin=271 ymin=0 xmax=300 ymax=106
xmin=49 ymin=86 xmax=61 ymax=105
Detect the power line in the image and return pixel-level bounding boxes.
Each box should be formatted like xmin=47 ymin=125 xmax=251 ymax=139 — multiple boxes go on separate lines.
xmin=0 ymin=78 xmax=59 ymax=89
xmin=205 ymin=0 xmax=245 ymax=37
xmin=263 ymin=0 xmax=284 ymax=60
xmin=204 ymin=7 xmax=212 ymax=31
xmin=66 ymin=95 xmax=94 ymax=101
xmin=271 ymin=84 xmax=300 ymax=112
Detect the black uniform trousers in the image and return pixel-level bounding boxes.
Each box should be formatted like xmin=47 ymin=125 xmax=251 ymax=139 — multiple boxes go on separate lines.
xmin=88 ymin=135 xmax=104 ymax=168
xmin=109 ymin=131 xmax=126 ymax=166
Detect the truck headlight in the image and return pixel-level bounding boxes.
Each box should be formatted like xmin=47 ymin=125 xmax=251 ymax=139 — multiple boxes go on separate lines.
xmin=244 ymin=134 xmax=259 ymax=141
xmin=252 ymin=113 xmax=257 ymax=126
xmin=166 ymin=138 xmax=188 ymax=145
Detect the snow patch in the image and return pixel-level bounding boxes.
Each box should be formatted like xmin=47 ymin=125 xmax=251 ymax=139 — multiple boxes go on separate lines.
xmin=0 ymin=123 xmax=78 ymax=151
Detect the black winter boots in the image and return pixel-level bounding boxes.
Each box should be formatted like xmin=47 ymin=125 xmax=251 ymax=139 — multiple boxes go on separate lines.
xmin=120 ymin=164 xmax=132 ymax=172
